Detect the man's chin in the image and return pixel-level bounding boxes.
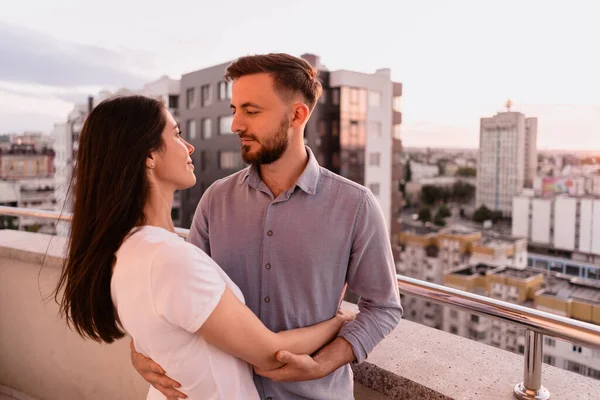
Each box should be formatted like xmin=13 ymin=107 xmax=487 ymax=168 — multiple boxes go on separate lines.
xmin=241 ymin=149 xmax=259 ymax=165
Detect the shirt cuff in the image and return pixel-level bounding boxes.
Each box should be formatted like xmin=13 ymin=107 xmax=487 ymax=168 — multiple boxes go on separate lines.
xmin=338 ymin=324 xmax=369 ymax=364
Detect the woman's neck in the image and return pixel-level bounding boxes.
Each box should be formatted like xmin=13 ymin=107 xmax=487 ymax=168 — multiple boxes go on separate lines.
xmin=142 ymin=186 xmax=175 ymax=232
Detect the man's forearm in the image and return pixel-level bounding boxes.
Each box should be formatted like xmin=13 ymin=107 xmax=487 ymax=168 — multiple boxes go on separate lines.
xmin=313 ymin=336 xmax=356 ymax=377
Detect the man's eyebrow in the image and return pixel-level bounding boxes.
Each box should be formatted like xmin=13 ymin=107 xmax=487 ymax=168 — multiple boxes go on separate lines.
xmin=230 ymin=102 xmax=264 ymax=109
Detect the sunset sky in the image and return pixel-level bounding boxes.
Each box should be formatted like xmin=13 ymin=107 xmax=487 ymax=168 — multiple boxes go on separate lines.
xmin=1 ymin=0 xmax=599 ymax=150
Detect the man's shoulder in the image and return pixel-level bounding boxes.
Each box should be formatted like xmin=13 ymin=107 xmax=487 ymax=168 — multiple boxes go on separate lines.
xmin=318 ymin=167 xmax=370 ymax=198
xmin=205 ymin=167 xmax=250 ymax=195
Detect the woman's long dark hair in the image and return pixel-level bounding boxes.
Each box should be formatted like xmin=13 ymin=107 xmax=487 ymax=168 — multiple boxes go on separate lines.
xmin=55 ymin=95 xmax=166 ymax=343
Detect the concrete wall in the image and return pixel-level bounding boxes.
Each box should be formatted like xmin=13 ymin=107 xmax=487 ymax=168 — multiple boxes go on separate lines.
xmin=0 ymin=231 xmax=148 ymax=400
xmin=2 ymin=230 xmax=599 ymax=400
xmin=532 ymin=198 xmax=552 ymax=244
xmin=554 ymin=196 xmax=577 ymax=251
xmin=512 ymin=196 xmax=530 ymax=238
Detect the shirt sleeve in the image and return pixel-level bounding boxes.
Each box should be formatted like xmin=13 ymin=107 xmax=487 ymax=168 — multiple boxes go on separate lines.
xmin=338 ymin=190 xmax=403 ymax=363
xmin=187 ymin=182 xmax=213 ymax=255
xmin=150 ymin=241 xmax=226 ymax=333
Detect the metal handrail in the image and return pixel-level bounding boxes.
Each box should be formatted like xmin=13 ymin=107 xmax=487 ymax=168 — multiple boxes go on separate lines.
xmin=397 ymin=276 xmax=600 ymax=399
xmin=2 ymin=206 xmax=600 ymax=399
xmin=397 ymin=275 xmax=600 ymax=350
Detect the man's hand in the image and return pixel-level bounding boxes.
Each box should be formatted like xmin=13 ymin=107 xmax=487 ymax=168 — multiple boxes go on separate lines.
xmin=253 ymin=350 xmax=326 ymax=382
xmin=130 ymin=340 xmax=187 ymax=399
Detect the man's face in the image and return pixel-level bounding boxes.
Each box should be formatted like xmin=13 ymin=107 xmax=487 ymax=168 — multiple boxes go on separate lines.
xmin=229 ymin=73 xmax=292 ymax=165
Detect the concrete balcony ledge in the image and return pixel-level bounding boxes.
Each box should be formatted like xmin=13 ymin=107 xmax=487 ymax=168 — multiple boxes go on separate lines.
xmin=1 ymin=230 xmax=599 ymax=400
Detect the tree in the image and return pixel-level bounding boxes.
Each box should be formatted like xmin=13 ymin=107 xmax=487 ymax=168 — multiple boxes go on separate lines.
xmin=491 ymin=211 xmax=503 ymax=223
xmin=405 ymin=160 xmax=412 ymax=182
xmin=421 ymin=185 xmax=443 ymax=205
xmin=433 ymin=211 xmax=447 ymax=227
xmin=473 ymin=205 xmax=493 ymax=223
xmin=452 ymin=181 xmax=476 ymax=204
xmin=438 ymin=204 xmax=452 ymax=218
xmin=0 ymin=215 xmax=18 ymax=230
xmin=456 ymin=167 xmax=476 ymax=177
xmin=418 ymin=207 xmax=432 ymax=223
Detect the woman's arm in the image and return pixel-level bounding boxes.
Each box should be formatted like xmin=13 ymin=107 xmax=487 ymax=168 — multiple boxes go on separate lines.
xmin=197 ymin=288 xmax=354 ymax=371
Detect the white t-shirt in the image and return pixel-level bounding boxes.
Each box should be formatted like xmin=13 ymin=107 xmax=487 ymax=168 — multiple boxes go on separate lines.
xmin=111 ymin=225 xmax=260 ymax=400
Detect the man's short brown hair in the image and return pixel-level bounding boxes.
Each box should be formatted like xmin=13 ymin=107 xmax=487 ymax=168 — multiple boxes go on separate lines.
xmin=224 ymin=53 xmax=323 ymax=111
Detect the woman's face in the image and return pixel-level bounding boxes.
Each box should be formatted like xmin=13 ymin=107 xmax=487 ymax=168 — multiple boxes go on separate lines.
xmin=149 ymin=108 xmax=196 ymax=192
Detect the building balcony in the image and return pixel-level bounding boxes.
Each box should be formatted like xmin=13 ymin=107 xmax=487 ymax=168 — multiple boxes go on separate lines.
xmin=1 ymin=205 xmax=600 ymax=400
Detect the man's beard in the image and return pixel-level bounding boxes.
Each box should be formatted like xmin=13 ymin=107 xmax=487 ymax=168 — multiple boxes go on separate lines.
xmin=240 ymin=116 xmax=290 ymax=165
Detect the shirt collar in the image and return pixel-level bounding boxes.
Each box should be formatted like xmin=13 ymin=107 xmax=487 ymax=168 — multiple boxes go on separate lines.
xmin=242 ymin=146 xmax=320 ymax=196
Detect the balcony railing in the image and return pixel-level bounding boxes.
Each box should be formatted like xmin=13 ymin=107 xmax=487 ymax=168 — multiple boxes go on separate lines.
xmin=2 ymin=205 xmax=600 ymax=400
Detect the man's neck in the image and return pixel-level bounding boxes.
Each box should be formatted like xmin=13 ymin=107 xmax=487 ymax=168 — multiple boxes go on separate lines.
xmin=259 ymin=144 xmax=308 ymax=198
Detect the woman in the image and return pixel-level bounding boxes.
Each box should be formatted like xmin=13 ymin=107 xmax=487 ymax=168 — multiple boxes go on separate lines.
xmin=55 ymin=95 xmax=353 ymax=399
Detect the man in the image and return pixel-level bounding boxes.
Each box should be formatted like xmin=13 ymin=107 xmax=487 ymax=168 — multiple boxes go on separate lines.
xmin=131 ymin=53 xmax=402 ymax=399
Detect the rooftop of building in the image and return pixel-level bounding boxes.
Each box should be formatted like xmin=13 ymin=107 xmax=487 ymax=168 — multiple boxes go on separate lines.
xmin=451 ymin=263 xmax=497 ymax=276
xmin=541 ymin=274 xmax=600 ymax=303
xmin=0 ymin=144 xmax=55 ymax=156
xmin=492 ymin=266 xmax=541 ymax=280
xmin=439 ymin=224 xmax=480 ymax=236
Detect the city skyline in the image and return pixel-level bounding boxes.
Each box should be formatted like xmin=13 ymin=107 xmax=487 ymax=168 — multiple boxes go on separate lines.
xmin=1 ymin=0 xmax=599 ymax=150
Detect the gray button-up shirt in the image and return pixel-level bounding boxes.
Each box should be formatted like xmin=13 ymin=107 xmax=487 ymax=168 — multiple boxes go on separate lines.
xmin=187 ymin=147 xmax=402 ymax=400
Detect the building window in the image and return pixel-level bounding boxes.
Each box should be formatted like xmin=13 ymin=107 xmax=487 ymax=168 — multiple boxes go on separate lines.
xmin=168 ymin=95 xmax=179 ymax=109
xmin=543 ymin=355 xmax=555 ymax=366
xmin=186 ymin=119 xmax=196 ymax=140
xmin=393 ymin=124 xmax=401 ymax=140
xmin=218 ymin=81 xmax=230 ymax=101
xmin=186 ymin=88 xmax=196 ymax=109
xmin=588 ymin=367 xmax=600 ymax=380
xmin=201 ymin=85 xmax=212 ymax=107
xmin=369 ymin=152 xmax=381 ymax=166
xmin=471 ymin=314 xmax=479 ymax=323
xmin=332 ymin=120 xmax=339 ymax=136
xmin=219 ymin=151 xmax=244 ymax=170
xmin=319 ymin=121 xmax=328 ymax=137
xmin=450 ymin=310 xmax=458 ymax=319
xmin=199 ymin=151 xmax=206 ymax=171
xmin=544 ymin=338 xmax=556 ymax=347
xmin=332 ymin=88 xmax=340 ymax=105
xmin=369 ymin=183 xmax=380 ymax=196
xmin=350 ymin=88 xmax=359 ymax=104
xmin=566 ymin=361 xmax=586 ymax=375
xmin=368 ymin=91 xmax=382 ymax=108
xmin=319 ymin=89 xmax=328 ymax=104
xmin=218 ymin=115 xmax=234 ymax=135
xmin=450 ymin=325 xmax=458 ymax=334
xmin=202 ymin=118 xmax=212 ymax=139
xmin=350 ymin=121 xmax=358 ymax=137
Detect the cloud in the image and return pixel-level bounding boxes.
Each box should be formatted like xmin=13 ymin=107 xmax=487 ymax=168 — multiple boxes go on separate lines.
xmin=0 ymin=111 xmax=64 ymax=133
xmin=0 ymin=22 xmax=151 ymax=88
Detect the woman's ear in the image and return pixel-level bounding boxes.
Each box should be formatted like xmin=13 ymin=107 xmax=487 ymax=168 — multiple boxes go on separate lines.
xmin=147 ymin=154 xmax=156 ymax=169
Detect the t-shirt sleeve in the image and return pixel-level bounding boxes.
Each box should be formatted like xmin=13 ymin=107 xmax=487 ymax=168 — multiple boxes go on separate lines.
xmin=150 ymin=241 xmax=226 ymax=333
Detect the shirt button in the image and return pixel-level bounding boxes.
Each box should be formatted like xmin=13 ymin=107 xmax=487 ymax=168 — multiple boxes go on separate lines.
xmin=265 ymin=263 xmax=271 ymax=270
xmin=267 ymin=230 xmax=273 ymax=236
xmin=264 ymin=296 xmax=271 ymax=303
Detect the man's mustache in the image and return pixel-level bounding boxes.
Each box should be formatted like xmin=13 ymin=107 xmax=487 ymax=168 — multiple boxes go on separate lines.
xmin=238 ymin=133 xmax=259 ymax=141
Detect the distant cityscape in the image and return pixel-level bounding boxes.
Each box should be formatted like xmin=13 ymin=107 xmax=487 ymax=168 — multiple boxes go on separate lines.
xmin=1 ymin=54 xmax=599 ymax=382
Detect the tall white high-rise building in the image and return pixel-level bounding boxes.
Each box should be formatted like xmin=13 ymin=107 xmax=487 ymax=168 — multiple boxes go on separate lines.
xmin=476 ymin=102 xmax=537 ymax=217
